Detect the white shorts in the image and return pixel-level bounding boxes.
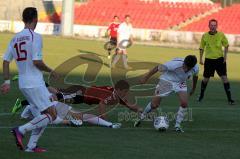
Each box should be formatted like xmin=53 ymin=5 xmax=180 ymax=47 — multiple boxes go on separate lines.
xmin=155 ymin=79 xmax=187 ymax=97
xmin=54 ymin=102 xmax=72 ymax=119
xmin=20 ymin=86 xmax=53 ymax=112
xmin=117 ymin=39 xmax=129 ymax=51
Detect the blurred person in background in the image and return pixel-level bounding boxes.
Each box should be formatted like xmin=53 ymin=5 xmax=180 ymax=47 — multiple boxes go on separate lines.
xmin=106 ymin=15 xmax=120 ymax=59
xmin=112 ymin=15 xmax=133 ymax=69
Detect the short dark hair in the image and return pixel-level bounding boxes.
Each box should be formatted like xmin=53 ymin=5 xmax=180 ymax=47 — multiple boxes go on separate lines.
xmin=22 ymin=7 xmax=38 ymax=23
xmin=114 ymin=80 xmax=130 ymax=90
xmin=209 ymin=19 xmax=218 ymax=25
xmin=125 ymin=15 xmax=130 ymax=18
xmin=184 ymin=55 xmax=197 ymax=69
xmin=113 ymin=15 xmax=119 ymax=19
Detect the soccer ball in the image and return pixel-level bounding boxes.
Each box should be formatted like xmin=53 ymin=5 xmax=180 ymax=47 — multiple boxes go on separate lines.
xmin=154 ymin=116 xmax=169 ymax=131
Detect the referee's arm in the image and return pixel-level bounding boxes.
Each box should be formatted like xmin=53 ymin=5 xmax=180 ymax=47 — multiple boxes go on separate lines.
xmin=199 ymin=35 xmax=206 ymax=65
xmin=223 ymin=45 xmax=229 ymax=63
xmin=199 ymin=48 xmax=204 ymax=65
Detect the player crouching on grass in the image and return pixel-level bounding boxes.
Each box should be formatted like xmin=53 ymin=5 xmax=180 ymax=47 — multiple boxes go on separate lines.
xmin=134 ymin=55 xmax=199 ymax=133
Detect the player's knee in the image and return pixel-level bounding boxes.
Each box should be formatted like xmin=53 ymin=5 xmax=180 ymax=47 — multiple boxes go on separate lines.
xmin=151 ymin=102 xmax=159 ymax=109
xmin=180 ymin=102 xmax=188 ymax=108
xmin=221 ymin=76 xmax=228 ymax=83
xmin=203 ymin=78 xmax=209 ymax=83
xmin=43 ymin=106 xmax=57 ymax=121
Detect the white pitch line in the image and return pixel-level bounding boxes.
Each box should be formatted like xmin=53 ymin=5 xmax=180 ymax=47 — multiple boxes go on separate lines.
xmin=0 ymin=106 xmax=240 ymax=117
xmin=0 ymin=126 xmax=239 ymax=132
xmin=0 ymin=112 xmax=20 ymax=116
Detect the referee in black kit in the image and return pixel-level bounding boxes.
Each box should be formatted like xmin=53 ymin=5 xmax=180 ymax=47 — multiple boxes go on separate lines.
xmin=198 ymin=19 xmax=235 ymax=105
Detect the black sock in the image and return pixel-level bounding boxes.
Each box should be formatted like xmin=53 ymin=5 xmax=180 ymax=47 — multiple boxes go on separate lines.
xmin=224 ymin=83 xmax=232 ymax=101
xmin=200 ymin=81 xmax=208 ymax=96
xmin=56 ymin=92 xmax=64 ymax=101
xmin=21 ymin=100 xmax=29 ymax=107
xmin=72 ymin=95 xmax=84 ymax=104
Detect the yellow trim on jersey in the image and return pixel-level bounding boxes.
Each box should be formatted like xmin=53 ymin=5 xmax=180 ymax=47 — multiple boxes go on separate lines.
xmin=200 ymin=32 xmax=229 ymax=59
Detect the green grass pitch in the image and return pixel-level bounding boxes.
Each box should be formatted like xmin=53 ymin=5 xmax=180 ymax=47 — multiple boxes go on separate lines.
xmin=0 ymin=33 xmax=239 ymax=159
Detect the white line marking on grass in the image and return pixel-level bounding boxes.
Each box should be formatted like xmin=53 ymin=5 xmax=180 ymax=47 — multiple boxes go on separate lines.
xmin=0 ymin=112 xmax=20 ymax=116
xmin=0 ymin=126 xmax=239 ymax=132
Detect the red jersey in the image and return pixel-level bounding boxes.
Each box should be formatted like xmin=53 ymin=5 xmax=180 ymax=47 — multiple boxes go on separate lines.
xmin=83 ymin=86 xmax=127 ymax=105
xmin=107 ymin=23 xmax=120 ymax=38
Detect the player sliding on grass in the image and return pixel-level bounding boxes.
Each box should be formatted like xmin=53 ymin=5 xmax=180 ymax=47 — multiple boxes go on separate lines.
xmin=21 ymin=101 xmax=122 ymax=129
xmin=134 ymin=55 xmax=199 ymax=133
xmin=12 ymin=80 xmax=143 ymax=120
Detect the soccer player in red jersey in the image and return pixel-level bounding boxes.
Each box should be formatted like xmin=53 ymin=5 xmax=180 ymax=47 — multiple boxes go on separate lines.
xmin=106 ymin=15 xmax=120 ymax=59
xmin=54 ymin=80 xmax=142 ymax=119
xmin=12 ymin=80 xmax=142 ymax=119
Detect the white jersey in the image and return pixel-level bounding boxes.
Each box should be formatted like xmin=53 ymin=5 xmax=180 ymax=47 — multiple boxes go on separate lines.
xmin=159 ymin=58 xmax=199 ymax=83
xmin=3 ymin=28 xmax=45 ymax=88
xmin=117 ymin=22 xmax=133 ymax=40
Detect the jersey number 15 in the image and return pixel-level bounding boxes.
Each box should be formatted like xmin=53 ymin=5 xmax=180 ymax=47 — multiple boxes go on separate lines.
xmin=14 ymin=42 xmax=27 ymax=61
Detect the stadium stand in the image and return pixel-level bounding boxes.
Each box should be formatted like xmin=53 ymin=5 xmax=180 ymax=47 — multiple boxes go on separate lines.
xmin=182 ymin=4 xmax=240 ymax=34
xmin=73 ymin=0 xmax=220 ymax=29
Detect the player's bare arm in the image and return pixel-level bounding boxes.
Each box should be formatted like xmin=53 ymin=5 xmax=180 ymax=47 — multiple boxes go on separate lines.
xmin=223 ymin=45 xmax=229 ymax=63
xmin=199 ymin=48 xmax=204 ymax=65
xmin=33 ymin=60 xmax=52 ymax=72
xmin=1 ymin=60 xmax=11 ymax=94
xmin=140 ymin=64 xmax=167 ymax=84
xmin=33 ymin=60 xmax=58 ymax=78
xmin=124 ymin=102 xmax=143 ymax=113
xmin=189 ymin=75 xmax=198 ymax=96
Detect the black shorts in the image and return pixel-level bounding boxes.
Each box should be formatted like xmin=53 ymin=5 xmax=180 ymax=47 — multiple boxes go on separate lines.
xmin=203 ymin=57 xmax=227 ymax=78
xmin=110 ymin=37 xmax=117 ymax=45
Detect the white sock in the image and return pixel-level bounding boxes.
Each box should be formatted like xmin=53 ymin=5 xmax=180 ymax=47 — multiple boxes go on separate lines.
xmin=52 ymin=116 xmax=63 ymax=124
xmin=19 ymin=114 xmax=52 ymax=135
xmin=27 ymin=126 xmax=46 ymax=149
xmin=175 ymin=107 xmax=187 ymax=128
xmin=83 ymin=114 xmax=112 ymax=127
xmin=140 ymin=102 xmax=152 ymax=120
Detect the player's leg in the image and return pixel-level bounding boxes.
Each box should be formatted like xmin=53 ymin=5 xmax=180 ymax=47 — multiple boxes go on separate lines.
xmin=134 ymin=96 xmax=162 ymax=127
xmin=175 ymin=91 xmax=188 ymax=133
xmin=220 ymin=75 xmax=235 ymax=105
xmin=198 ymin=58 xmax=214 ymax=102
xmin=134 ymin=79 xmax=173 ymax=127
xmin=215 ymin=57 xmax=235 ymax=104
xmin=19 ymin=104 xmax=48 ymax=152
xmin=82 ymin=113 xmax=121 ymax=128
xmin=122 ymin=50 xmax=131 ymax=70
xmin=21 ymin=105 xmax=40 ymax=120
xmin=111 ymin=48 xmax=122 ymax=68
xmin=107 ymin=37 xmax=117 ymax=59
xmin=11 ymin=87 xmax=56 ymax=150
xmin=12 ymin=99 xmax=30 ymax=114
xmin=25 ymin=127 xmax=47 ymax=152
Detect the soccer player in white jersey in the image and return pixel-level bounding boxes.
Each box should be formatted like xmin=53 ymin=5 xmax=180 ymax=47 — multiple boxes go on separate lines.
xmin=0 ymin=7 xmax=61 ymax=152
xmin=112 ymin=15 xmax=133 ymax=69
xmin=134 ymin=55 xmax=199 ymax=132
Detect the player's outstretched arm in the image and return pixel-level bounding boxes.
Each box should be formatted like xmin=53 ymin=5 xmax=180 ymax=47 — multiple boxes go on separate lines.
xmin=124 ymin=102 xmax=143 ymax=113
xmin=189 ymin=75 xmax=198 ymax=96
xmin=1 ymin=61 xmax=11 ymax=94
xmin=140 ymin=65 xmax=160 ymax=84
